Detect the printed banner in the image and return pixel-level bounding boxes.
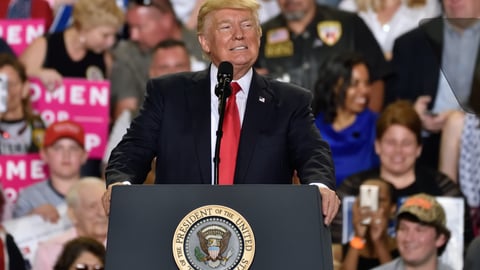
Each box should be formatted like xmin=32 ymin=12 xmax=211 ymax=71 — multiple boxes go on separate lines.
xmin=3 ymin=204 xmax=72 ymax=264
xmin=30 ymin=78 xmax=110 ymax=159
xmin=0 ymin=153 xmax=48 ymax=220
xmin=0 ymin=19 xmax=45 ymax=55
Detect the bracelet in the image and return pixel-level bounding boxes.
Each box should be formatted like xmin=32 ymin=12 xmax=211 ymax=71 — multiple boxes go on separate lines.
xmin=349 ymin=236 xmax=366 ymax=250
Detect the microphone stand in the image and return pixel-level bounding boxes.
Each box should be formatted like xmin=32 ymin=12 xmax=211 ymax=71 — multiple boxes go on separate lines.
xmin=213 ymin=83 xmax=231 ymax=185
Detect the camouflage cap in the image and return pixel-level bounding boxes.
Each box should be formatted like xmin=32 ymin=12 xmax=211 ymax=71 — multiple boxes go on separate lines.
xmin=397 ymin=193 xmax=448 ymax=232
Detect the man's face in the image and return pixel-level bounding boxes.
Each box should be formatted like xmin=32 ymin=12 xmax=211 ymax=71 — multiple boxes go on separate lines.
xmin=443 ymin=0 xmax=480 ymax=19
xmin=41 ymin=138 xmax=87 ymax=179
xmin=149 ymin=46 xmax=191 ymax=78
xmin=277 ymin=0 xmax=315 ymax=21
xmin=198 ymin=8 xmax=261 ymax=78
xmin=396 ymin=219 xmax=446 ymax=267
xmin=127 ymin=6 xmax=176 ymax=51
xmin=73 ymin=184 xmax=108 ymax=241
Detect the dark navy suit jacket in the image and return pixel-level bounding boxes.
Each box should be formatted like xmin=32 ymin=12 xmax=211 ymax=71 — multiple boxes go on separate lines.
xmin=106 ymin=68 xmax=335 ymax=189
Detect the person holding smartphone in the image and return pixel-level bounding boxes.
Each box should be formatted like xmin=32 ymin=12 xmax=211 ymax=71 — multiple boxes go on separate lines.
xmin=0 ymin=53 xmax=46 ymax=155
xmin=331 ymin=100 xmax=474 ymax=253
xmin=341 ymin=178 xmax=398 ymax=270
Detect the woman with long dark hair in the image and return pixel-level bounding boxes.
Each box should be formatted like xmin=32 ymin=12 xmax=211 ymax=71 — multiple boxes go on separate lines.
xmin=313 ymin=52 xmax=379 ymax=186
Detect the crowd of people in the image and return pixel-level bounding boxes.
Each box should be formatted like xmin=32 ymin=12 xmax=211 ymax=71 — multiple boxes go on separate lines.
xmin=0 ymin=0 xmax=479 ymax=269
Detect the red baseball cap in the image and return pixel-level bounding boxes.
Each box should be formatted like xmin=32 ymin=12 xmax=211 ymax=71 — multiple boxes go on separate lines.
xmin=43 ymin=120 xmax=85 ymax=148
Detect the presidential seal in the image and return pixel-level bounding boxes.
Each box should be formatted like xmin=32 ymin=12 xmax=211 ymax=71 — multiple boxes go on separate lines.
xmin=173 ymin=205 xmax=255 ymax=270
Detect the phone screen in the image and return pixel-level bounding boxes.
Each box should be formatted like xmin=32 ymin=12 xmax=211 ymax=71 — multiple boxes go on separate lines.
xmin=0 ymin=73 xmax=8 ymax=113
xmin=359 ymin=184 xmax=379 ymax=225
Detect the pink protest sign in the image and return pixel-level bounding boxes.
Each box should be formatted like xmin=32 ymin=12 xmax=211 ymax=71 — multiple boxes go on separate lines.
xmin=0 ymin=153 xmax=47 ymax=205
xmin=29 ymin=78 xmax=110 ymax=159
xmin=0 ymin=19 xmax=45 ymax=56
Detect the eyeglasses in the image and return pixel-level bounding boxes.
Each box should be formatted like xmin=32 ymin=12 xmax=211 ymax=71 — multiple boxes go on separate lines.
xmin=74 ymin=263 xmax=104 ymax=270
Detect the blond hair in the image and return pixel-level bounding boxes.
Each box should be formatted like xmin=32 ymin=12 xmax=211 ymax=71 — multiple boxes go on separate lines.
xmin=197 ymin=0 xmax=261 ymax=36
xmin=73 ymin=0 xmax=124 ymax=30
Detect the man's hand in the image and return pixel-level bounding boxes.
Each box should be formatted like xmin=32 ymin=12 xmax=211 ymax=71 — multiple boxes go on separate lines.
xmin=30 ymin=204 xmax=60 ymax=223
xmin=318 ymin=186 xmax=340 ymax=226
xmin=102 ymin=182 xmax=129 ymax=216
xmin=414 ymin=95 xmax=451 ymax=132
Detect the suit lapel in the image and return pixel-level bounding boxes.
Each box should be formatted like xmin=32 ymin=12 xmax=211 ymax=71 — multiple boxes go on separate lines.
xmin=186 ymin=69 xmax=212 ymax=183
xmin=421 ymin=17 xmax=444 ymax=61
xmin=235 ymin=72 xmax=275 ymax=183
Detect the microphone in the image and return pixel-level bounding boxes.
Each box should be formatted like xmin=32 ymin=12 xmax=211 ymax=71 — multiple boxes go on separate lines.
xmin=215 ymin=61 xmax=233 ymax=99
xmin=213 ymin=61 xmax=233 ymax=185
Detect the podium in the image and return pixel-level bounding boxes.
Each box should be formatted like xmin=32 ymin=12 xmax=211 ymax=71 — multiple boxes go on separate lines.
xmin=105 ymin=185 xmax=333 ymax=269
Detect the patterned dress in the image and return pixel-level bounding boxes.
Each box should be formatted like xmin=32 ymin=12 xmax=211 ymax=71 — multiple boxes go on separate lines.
xmin=459 ymin=113 xmax=480 ymax=235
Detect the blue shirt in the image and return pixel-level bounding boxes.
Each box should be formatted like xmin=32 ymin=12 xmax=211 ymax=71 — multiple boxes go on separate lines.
xmin=315 ymin=109 xmax=379 ymax=186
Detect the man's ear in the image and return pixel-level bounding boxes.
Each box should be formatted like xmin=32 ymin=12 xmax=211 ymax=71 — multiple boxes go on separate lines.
xmin=198 ymin=34 xmax=210 ymax=54
xmin=81 ymin=150 xmax=88 ymax=165
xmin=435 ymin=232 xmax=447 ymax=248
xmin=39 ymin=148 xmax=47 ymax=162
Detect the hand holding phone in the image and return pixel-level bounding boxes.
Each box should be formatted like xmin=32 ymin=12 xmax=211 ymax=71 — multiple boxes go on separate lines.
xmin=0 ymin=73 xmax=7 ymax=113
xmin=359 ymin=184 xmax=379 ymax=225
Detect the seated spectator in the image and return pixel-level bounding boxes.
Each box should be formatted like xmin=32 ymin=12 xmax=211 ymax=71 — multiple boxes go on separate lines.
xmin=0 ymin=53 xmax=45 ymax=154
xmin=0 ymin=39 xmax=14 ymax=56
xmin=0 ymin=0 xmax=54 ymax=30
xmin=110 ymin=0 xmax=206 ymax=121
xmin=371 ymin=193 xmax=452 ymax=270
xmin=338 ymin=0 xmax=441 ymax=59
xmin=13 ymin=120 xmax=87 ymax=220
xmin=313 ymin=52 xmax=379 ymax=186
xmin=0 ymin=186 xmax=27 ymax=270
xmin=340 ymin=179 xmax=398 ymax=270
xmin=439 ymin=109 xmax=480 ymax=235
xmin=19 ymin=0 xmax=124 ymax=90
xmin=54 ymin=236 xmax=105 ymax=270
xmin=330 ymin=100 xmax=474 ymax=248
xmin=34 ymin=177 xmax=107 ymax=270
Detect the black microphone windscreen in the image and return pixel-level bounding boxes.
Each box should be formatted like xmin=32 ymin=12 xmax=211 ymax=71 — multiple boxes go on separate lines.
xmin=217 ymin=61 xmax=233 ymax=81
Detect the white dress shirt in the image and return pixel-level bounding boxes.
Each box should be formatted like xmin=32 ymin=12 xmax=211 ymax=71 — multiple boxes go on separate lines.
xmin=209 ymin=64 xmax=252 ymax=184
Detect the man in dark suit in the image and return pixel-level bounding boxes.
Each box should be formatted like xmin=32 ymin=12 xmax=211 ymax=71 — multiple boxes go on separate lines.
xmin=102 ymin=0 xmax=340 ymax=225
xmin=387 ymin=0 xmax=480 ymax=168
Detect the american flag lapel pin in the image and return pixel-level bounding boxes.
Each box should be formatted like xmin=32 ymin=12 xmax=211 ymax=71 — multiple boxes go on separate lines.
xmin=259 ymin=96 xmax=265 ymax=103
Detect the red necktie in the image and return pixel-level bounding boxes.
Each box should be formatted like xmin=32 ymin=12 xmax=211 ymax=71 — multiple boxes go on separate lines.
xmin=219 ymin=82 xmax=241 ymax=185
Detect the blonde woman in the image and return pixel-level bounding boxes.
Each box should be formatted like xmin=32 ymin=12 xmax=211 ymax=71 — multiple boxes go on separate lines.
xmin=20 ymin=0 xmax=124 ymax=90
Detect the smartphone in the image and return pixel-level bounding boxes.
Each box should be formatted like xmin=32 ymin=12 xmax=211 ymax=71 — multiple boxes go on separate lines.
xmin=0 ymin=73 xmax=7 ymax=113
xmin=359 ymin=184 xmax=379 ymax=225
